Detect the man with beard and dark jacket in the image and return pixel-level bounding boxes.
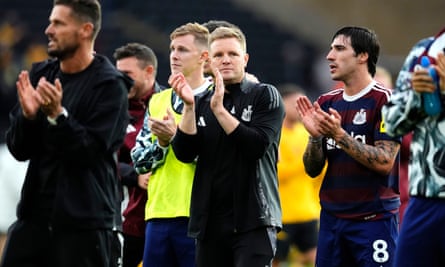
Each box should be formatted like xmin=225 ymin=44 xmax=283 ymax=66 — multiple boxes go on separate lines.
xmin=1 ymin=1 xmax=130 ymax=267
xmin=170 ymin=26 xmax=284 ymax=267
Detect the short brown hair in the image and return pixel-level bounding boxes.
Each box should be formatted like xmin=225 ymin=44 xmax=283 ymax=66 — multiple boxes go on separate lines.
xmin=170 ymin=22 xmax=209 ymax=50
xmin=54 ymin=0 xmax=101 ymax=40
xmin=113 ymin=43 xmax=158 ymax=73
xmin=202 ymin=20 xmax=240 ymax=33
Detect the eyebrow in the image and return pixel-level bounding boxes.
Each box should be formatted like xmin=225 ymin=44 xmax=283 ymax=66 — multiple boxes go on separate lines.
xmin=332 ymin=44 xmax=346 ymax=50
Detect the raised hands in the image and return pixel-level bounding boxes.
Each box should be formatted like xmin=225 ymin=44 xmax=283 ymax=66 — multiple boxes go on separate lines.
xmin=16 ymin=71 xmax=64 ymax=120
xmin=37 ymin=76 xmax=63 ymax=118
xmin=167 ymin=72 xmax=197 ymax=135
xmin=16 ymin=71 xmax=44 ymax=119
xmin=210 ymin=67 xmax=225 ymax=113
xmin=318 ymin=107 xmax=344 ymax=140
xmin=169 ymin=72 xmax=194 ymax=106
xmin=149 ymin=108 xmax=177 ymax=147
xmin=295 ymin=95 xmax=344 ymax=140
xmin=295 ymin=96 xmax=323 ymax=138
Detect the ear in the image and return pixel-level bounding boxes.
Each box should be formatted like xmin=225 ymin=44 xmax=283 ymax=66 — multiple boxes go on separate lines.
xmin=144 ymin=65 xmax=154 ymax=76
xmin=358 ymin=52 xmax=368 ymax=64
xmin=200 ymin=51 xmax=209 ymax=63
xmin=243 ymin=53 xmax=249 ymax=68
xmin=80 ymin=22 xmax=94 ymax=39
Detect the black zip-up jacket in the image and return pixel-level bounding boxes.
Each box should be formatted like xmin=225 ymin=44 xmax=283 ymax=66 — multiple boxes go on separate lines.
xmin=6 ymin=54 xmax=130 ymax=230
xmin=172 ymin=77 xmax=284 ymax=239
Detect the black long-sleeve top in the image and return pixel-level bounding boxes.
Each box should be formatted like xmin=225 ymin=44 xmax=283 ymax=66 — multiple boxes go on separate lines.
xmin=6 ymin=54 xmax=130 ymax=230
xmin=172 ymin=77 xmax=284 ymax=239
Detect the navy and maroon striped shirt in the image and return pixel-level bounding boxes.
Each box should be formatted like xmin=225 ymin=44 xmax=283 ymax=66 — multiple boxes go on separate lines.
xmin=318 ymin=81 xmax=400 ymax=220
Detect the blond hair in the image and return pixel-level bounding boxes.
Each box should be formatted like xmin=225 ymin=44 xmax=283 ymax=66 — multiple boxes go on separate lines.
xmin=170 ymin=22 xmax=209 ymax=49
xmin=209 ymin=26 xmax=247 ymax=52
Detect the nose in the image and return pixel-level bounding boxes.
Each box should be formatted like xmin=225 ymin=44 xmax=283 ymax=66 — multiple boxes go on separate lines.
xmin=170 ymin=50 xmax=178 ymax=60
xmin=45 ymin=24 xmax=53 ymax=36
xmin=326 ymin=49 xmax=334 ymax=61
xmin=221 ymin=54 xmax=231 ymax=64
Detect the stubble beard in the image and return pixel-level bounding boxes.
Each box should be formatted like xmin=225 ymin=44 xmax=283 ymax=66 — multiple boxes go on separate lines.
xmin=48 ymin=42 xmax=79 ymax=61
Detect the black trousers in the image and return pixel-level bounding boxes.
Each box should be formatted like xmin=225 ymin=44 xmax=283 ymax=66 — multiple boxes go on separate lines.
xmin=122 ymin=233 xmax=144 ymax=267
xmin=196 ymin=226 xmax=277 ymax=267
xmin=0 ymin=220 xmax=122 ymax=267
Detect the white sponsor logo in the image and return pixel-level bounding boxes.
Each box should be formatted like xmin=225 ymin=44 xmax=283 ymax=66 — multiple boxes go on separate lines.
xmin=241 ymin=105 xmax=253 ymax=122
xmin=327 ymin=131 xmax=366 ymax=150
xmin=198 ymin=116 xmax=206 ymax=127
xmin=353 ymin=109 xmax=367 ymax=125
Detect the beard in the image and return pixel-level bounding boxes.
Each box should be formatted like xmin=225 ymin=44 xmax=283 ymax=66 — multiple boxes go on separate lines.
xmin=128 ymin=82 xmax=146 ymax=100
xmin=47 ymin=42 xmax=79 ymax=61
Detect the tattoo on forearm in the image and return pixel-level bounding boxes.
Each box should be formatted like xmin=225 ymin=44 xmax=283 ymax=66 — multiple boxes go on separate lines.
xmin=338 ymin=135 xmax=398 ymax=166
xmin=303 ymin=142 xmax=325 ymax=177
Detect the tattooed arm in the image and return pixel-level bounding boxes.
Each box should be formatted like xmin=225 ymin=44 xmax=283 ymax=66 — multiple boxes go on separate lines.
xmin=334 ymin=130 xmax=400 ymax=175
xmin=325 ymin=107 xmax=400 ymax=175
xmin=303 ymin=137 xmax=327 ymax=178
xmin=296 ymin=96 xmax=328 ymax=177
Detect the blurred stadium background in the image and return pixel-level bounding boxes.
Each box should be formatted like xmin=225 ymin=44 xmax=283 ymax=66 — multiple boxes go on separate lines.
xmin=0 ymin=0 xmax=444 ymax=260
xmin=1 ymin=0 xmax=445 ymax=124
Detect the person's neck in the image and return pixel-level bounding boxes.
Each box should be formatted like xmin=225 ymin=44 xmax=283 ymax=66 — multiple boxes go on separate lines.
xmin=342 ymin=73 xmax=373 ymax=96
xmin=186 ymin=71 xmax=206 ymax=89
xmin=223 ymin=75 xmax=244 ymax=87
xmin=137 ymin=83 xmax=156 ymax=100
xmin=59 ymin=48 xmax=95 ymax=74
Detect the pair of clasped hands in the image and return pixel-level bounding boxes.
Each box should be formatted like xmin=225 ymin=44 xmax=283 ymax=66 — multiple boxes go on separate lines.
xmin=169 ymin=67 xmax=225 ymax=111
xmin=294 ymin=53 xmax=445 ymax=141
xmin=296 ymin=97 xmax=344 ymax=142
xmin=16 ymin=71 xmax=63 ymax=120
xmin=148 ymin=67 xmax=226 ymax=147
